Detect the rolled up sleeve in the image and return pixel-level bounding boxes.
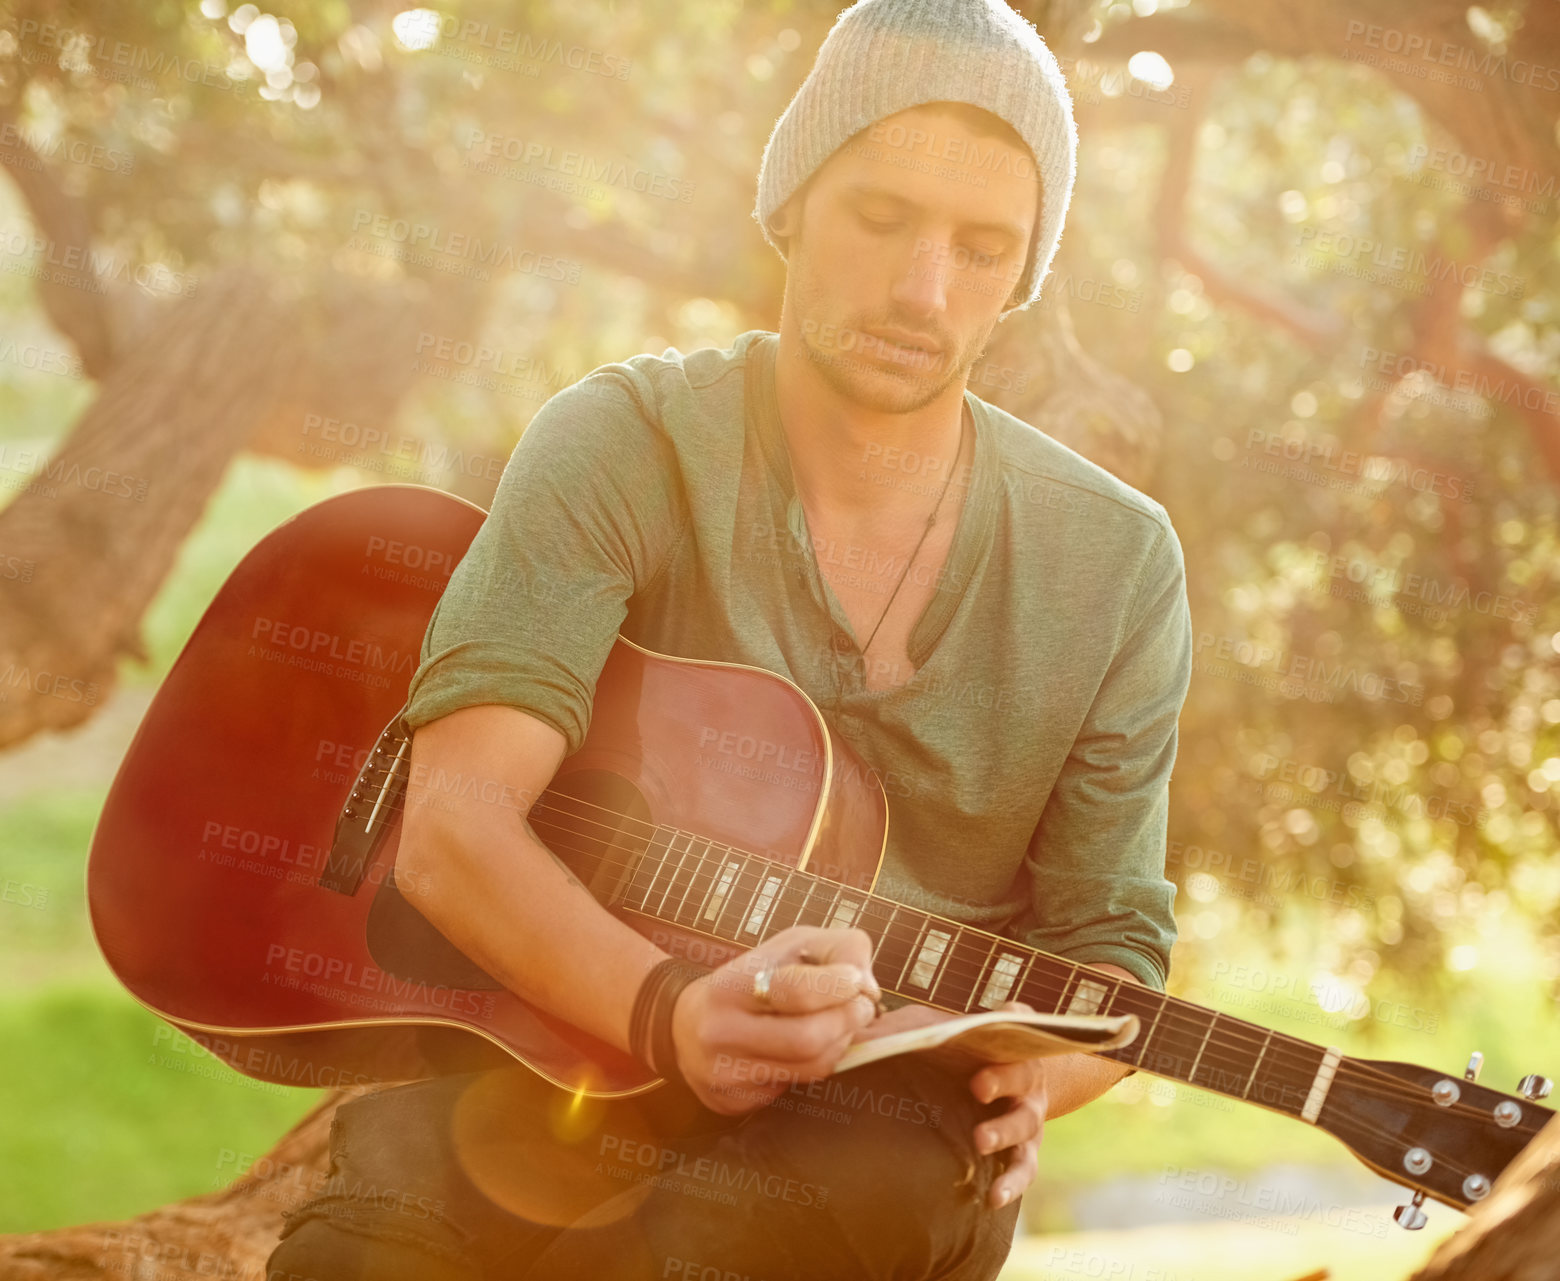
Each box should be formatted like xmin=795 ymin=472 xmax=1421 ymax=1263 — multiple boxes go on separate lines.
xmin=1018 ymin=520 xmax=1193 ymax=992
xmin=403 ymin=373 xmax=686 ymax=756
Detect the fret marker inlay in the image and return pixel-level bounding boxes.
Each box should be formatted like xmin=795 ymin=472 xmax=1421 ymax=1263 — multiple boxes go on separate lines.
xmin=908 ymin=929 xmax=952 ymax=989
xmin=703 ymin=860 xmax=741 ymax=922
xmin=744 ymin=875 xmax=784 ymax=935
xmin=978 ymin=953 xmax=1024 ymax=1009
xmin=1066 ymin=978 xmax=1108 ymax=1016
xmin=829 ymin=896 xmax=863 ymax=929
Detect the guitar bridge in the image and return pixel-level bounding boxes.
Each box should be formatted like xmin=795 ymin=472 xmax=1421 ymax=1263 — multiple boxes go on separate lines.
xmin=318 ymin=704 xmax=411 ymax=895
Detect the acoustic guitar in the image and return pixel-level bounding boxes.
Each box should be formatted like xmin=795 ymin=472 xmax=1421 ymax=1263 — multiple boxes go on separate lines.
xmin=86 ymin=483 xmax=1552 ymax=1226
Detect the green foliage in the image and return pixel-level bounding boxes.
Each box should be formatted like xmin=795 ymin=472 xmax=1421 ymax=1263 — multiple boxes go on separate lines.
xmin=0 ymin=982 xmax=321 ymax=1233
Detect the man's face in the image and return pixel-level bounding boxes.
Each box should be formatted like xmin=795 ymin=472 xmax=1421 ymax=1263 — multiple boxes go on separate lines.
xmin=778 ymin=102 xmax=1040 ymax=414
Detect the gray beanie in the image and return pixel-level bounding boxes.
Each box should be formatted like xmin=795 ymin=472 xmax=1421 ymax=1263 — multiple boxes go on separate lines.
xmin=754 ymin=0 xmax=1077 ymax=313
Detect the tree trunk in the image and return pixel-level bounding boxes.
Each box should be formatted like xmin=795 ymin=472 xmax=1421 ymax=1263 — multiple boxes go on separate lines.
xmin=0 ymin=1088 xmax=351 ymax=1281
xmin=1405 ymin=1113 xmax=1560 ymax=1281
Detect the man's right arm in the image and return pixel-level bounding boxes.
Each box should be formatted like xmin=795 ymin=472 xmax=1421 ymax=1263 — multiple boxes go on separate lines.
xmin=395 ymin=701 xmax=883 ymax=1113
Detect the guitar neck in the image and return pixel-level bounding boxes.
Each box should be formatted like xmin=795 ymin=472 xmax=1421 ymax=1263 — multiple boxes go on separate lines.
xmin=576 ymin=812 xmax=1339 ymax=1125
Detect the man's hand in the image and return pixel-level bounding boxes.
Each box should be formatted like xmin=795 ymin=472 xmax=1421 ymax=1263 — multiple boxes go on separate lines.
xmin=969 ymin=963 xmax=1141 ymax=1209
xmin=968 ymin=1003 xmax=1051 ymax=1209
xmin=670 ymin=925 xmax=881 ymax=1115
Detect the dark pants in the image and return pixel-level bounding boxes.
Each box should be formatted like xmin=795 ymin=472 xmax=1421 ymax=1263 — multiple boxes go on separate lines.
xmin=265 ymin=1053 xmax=1023 ymax=1281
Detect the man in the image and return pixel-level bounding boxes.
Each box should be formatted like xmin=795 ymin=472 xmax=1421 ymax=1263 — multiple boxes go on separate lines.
xmin=265 ymin=1 xmax=1192 ymax=1278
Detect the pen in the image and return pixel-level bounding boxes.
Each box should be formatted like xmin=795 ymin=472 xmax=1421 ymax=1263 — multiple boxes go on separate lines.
xmin=799 ymin=947 xmax=888 ymax=1017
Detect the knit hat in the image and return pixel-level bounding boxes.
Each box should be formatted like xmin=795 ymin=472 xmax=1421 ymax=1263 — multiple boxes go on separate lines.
xmin=754 ymin=0 xmax=1077 ymax=313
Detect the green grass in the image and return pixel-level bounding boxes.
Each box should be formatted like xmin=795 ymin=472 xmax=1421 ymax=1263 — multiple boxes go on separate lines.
xmin=0 ymin=981 xmax=322 ymax=1234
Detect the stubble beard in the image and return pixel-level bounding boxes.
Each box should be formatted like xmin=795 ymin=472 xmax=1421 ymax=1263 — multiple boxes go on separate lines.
xmin=789 ymin=257 xmax=997 ymax=414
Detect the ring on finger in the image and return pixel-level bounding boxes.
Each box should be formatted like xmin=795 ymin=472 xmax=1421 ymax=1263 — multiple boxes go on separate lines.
xmin=752 ymin=965 xmax=775 ymax=1007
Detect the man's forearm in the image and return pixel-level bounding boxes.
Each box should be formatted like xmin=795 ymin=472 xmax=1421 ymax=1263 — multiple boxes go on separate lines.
xmin=1040 ymin=962 xmax=1140 ymax=1119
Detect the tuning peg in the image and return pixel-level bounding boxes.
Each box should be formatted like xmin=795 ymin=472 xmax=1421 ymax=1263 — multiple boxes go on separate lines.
xmin=1518 ymin=1074 xmax=1553 ymax=1100
xmin=1393 ymin=1190 xmax=1428 ymax=1231
xmin=1464 ymin=1051 xmax=1484 ymax=1082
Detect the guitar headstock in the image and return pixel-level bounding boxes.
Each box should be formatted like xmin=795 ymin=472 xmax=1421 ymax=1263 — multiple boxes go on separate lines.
xmin=1317 ymin=1056 xmax=1553 ymax=1211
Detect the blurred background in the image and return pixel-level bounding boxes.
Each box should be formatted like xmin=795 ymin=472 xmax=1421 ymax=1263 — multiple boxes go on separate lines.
xmin=1 ymin=0 xmax=1558 ymax=1277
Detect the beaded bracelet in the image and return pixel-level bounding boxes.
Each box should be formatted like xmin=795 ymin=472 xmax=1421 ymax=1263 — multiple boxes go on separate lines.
xmin=628 ymin=957 xmax=712 ymax=1083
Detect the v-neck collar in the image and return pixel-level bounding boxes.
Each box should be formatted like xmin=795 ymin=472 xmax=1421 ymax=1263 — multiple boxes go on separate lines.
xmin=744 ymin=331 xmax=997 ymax=672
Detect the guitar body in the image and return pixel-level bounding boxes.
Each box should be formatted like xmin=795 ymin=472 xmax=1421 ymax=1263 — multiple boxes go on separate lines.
xmin=87 ymin=484 xmax=888 ymax=1097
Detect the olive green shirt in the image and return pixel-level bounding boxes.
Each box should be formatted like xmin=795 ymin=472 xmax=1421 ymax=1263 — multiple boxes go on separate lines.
xmin=404 ymin=329 xmax=1191 ymax=990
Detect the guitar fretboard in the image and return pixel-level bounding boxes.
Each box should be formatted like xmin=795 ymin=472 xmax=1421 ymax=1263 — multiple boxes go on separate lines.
xmin=562 ymin=817 xmax=1339 ymax=1124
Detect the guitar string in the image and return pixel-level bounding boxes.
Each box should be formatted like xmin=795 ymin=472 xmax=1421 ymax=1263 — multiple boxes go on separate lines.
xmin=518 ymin=822 xmax=1528 ymax=1151
xmin=505 ymin=828 xmax=1507 ymax=1189
xmin=349 ymin=774 xmax=1542 ymax=1135
xmin=366 ymin=774 xmax=1531 ymax=1124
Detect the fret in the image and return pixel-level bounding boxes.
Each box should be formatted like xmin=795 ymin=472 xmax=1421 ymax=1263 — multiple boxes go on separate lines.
xmin=826 ymin=889 xmax=865 ymax=930
xmin=896 ymin=915 xmax=931 ymax=990
xmin=1051 ymin=968 xmax=1077 ymax=1015
xmin=1243 ymin=1029 xmax=1273 ymax=1100
xmin=1064 ymin=972 xmax=1110 ymax=1016
xmin=670 ymin=834 xmax=708 ymax=926
xmin=700 ymin=848 xmax=743 ymax=928
xmin=742 ymin=873 xmax=786 ymax=937
xmin=636 ymin=830 xmax=676 ymax=913
xmin=1136 ymin=1000 xmax=1213 ymax=1084
xmin=794 ymin=878 xmax=831 ymax=928
xmin=625 ymin=827 xmax=673 ymax=909
xmin=1136 ymin=994 xmax=1168 ymax=1071
xmin=1092 ymin=980 xmax=1164 ymax=1072
xmin=1011 ymin=952 xmax=1059 ymax=1014
xmin=928 ymin=928 xmax=981 ymax=1009
xmin=765 ymin=867 xmax=801 ymax=935
xmin=976 ymin=950 xmax=1026 ymax=1011
xmin=864 ymin=900 xmax=916 ymax=989
xmin=654 ymin=832 xmax=697 ymax=920
xmin=674 ymin=839 xmax=721 ymax=929
xmin=960 ymin=936 xmax=1001 ymax=1010
xmin=712 ymin=851 xmax=766 ymax=941
xmin=904 ymin=923 xmax=957 ymax=993
xmin=1187 ymin=1014 xmax=1218 ymax=1085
